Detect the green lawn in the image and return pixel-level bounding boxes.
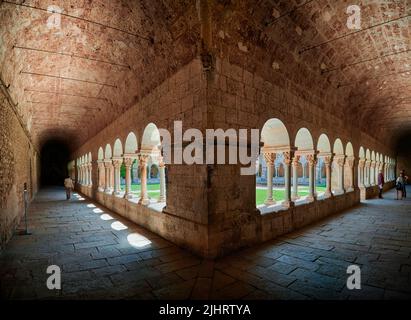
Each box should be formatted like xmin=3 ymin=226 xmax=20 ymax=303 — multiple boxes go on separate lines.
xmin=121 ymin=183 xmax=160 ymax=200
xmin=256 ymin=186 xmax=326 ymax=206
xmin=120 ymin=183 xmax=326 ymax=205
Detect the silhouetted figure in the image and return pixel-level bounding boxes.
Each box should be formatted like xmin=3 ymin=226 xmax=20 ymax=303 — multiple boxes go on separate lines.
xmin=377 ymin=169 xmax=384 ymax=199
xmin=396 ymin=173 xmax=405 ymax=200
xmin=64 ymin=176 xmax=74 ymax=200
xmin=400 ymin=170 xmax=408 ymax=198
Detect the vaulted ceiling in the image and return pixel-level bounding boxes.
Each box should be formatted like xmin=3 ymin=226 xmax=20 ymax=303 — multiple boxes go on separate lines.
xmin=208 ymin=0 xmax=410 ymax=147
xmin=0 ymin=0 xmax=199 ymax=150
xmin=1 ymin=0 xmax=410 ymax=152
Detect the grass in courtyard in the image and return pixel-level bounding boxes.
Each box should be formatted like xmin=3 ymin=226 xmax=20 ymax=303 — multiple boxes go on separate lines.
xmin=120 ymin=183 xmax=160 ymax=200
xmin=256 ymin=186 xmax=326 ymax=206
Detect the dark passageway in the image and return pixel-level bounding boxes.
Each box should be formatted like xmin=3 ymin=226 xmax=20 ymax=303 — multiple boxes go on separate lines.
xmin=40 ymin=140 xmax=70 ymax=186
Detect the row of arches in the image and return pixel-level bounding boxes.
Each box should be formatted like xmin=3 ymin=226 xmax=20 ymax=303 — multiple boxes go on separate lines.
xmin=358 ymin=147 xmax=396 ymax=187
xmin=76 ymin=152 xmax=93 ymax=186
xmin=76 ymin=123 xmax=166 ymax=206
xmin=258 ymin=118 xmax=395 ymax=209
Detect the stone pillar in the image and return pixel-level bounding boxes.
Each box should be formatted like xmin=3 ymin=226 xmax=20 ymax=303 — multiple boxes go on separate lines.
xmin=291 ymin=155 xmax=300 ymax=201
xmin=283 ymin=151 xmax=294 ymax=208
xmin=97 ymin=161 xmax=105 ymax=191
xmin=138 ymin=154 xmax=150 ymax=205
xmin=79 ymin=165 xmax=83 ymax=184
xmin=324 ymin=155 xmax=333 ymax=197
xmin=358 ymin=159 xmax=365 ymax=187
xmin=104 ymin=161 xmax=112 ymax=193
xmin=158 ymin=157 xmax=166 ymax=203
xmin=336 ymin=156 xmax=346 ymax=194
xmin=263 ymin=152 xmax=276 ymax=205
xmin=88 ymin=164 xmax=92 ymax=186
xmin=306 ymin=154 xmax=316 ymax=202
xmin=364 ymin=160 xmax=370 ymax=187
xmin=112 ymin=159 xmax=122 ymax=195
xmin=346 ymin=156 xmax=355 ymax=191
xmin=370 ymin=161 xmax=376 ymax=185
xmin=123 ymin=158 xmax=134 ymax=199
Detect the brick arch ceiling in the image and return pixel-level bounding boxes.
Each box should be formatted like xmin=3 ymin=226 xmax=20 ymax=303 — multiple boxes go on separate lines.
xmin=0 ymin=0 xmax=199 ymax=151
xmin=1 ymin=0 xmax=410 ymax=152
xmin=208 ymin=0 xmax=410 ymax=149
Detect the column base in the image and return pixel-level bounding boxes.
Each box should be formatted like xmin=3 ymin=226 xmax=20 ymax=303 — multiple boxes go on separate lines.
xmin=323 ymin=191 xmax=333 ymax=198
xmin=139 ymin=197 xmax=150 ymax=205
xmin=124 ymin=193 xmax=133 ymax=200
xmin=158 ymin=196 xmax=166 ymax=203
xmin=306 ymin=195 xmax=316 ymax=202
xmin=291 ymin=194 xmax=300 ymax=201
xmin=264 ymin=199 xmax=276 ymax=206
xmin=282 ymin=200 xmax=295 ymax=209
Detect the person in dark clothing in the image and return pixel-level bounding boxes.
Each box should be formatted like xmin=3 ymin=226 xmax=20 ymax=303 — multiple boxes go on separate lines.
xmin=377 ymin=169 xmax=384 ymax=199
xmin=400 ymin=170 xmax=408 ymax=198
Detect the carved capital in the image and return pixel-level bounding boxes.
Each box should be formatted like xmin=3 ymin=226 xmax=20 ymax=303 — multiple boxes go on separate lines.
xmin=291 ymin=155 xmax=300 ymax=166
xmin=138 ymin=154 xmax=150 ymax=167
xmin=112 ymin=159 xmax=122 ymax=168
xmin=324 ymin=155 xmax=333 ymax=165
xmin=283 ymin=151 xmax=293 ymax=165
xmin=336 ymin=156 xmax=345 ymax=167
xmin=306 ymin=154 xmax=317 ymax=167
xmin=263 ymin=152 xmax=276 ymax=165
xmin=346 ymin=156 xmax=355 ymax=168
xmin=124 ymin=157 xmax=134 ymax=167
xmin=158 ymin=156 xmax=165 ymax=168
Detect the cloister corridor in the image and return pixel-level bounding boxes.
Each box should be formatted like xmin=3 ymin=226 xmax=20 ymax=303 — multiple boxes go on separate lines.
xmin=1 ymin=186 xmax=410 ymax=300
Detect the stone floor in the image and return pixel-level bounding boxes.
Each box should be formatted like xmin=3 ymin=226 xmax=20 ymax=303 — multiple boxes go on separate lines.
xmin=1 ymin=186 xmax=410 ymax=300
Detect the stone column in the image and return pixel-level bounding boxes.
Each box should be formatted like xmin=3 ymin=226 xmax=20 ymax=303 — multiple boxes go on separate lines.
xmin=370 ymin=161 xmax=376 ymax=185
xmin=336 ymin=156 xmax=346 ymax=194
xmin=88 ymin=164 xmax=92 ymax=186
xmin=104 ymin=161 xmax=112 ymax=193
xmin=358 ymin=159 xmax=365 ymax=187
xmin=306 ymin=154 xmax=316 ymax=202
xmin=97 ymin=161 xmax=105 ymax=191
xmin=123 ymin=158 xmax=134 ymax=199
xmin=263 ymin=152 xmax=276 ymax=205
xmin=112 ymin=159 xmax=122 ymax=195
xmin=138 ymin=154 xmax=150 ymax=205
xmin=79 ymin=165 xmax=83 ymax=184
xmin=346 ymin=156 xmax=355 ymax=191
xmin=158 ymin=157 xmax=166 ymax=203
xmin=364 ymin=160 xmax=370 ymax=187
xmin=324 ymin=155 xmax=333 ymax=197
xmin=291 ymin=155 xmax=300 ymax=201
xmin=282 ymin=151 xmax=294 ymax=208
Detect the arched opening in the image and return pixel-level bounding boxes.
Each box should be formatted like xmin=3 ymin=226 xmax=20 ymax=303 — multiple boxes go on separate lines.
xmin=332 ymin=138 xmax=345 ymax=194
xmin=258 ymin=118 xmax=291 ymax=211
xmin=40 ymin=140 xmax=70 ymax=186
xmin=122 ymin=132 xmax=139 ymax=199
xmin=112 ymin=139 xmax=123 ymax=196
xmin=316 ymin=134 xmax=332 ymax=198
xmin=104 ymin=144 xmax=113 ymax=193
xmin=139 ymin=123 xmax=166 ymax=206
xmin=293 ymin=128 xmax=316 ymax=202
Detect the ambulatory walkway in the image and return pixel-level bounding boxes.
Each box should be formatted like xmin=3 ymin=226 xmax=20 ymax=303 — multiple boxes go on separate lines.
xmin=1 ymin=187 xmax=410 ymax=299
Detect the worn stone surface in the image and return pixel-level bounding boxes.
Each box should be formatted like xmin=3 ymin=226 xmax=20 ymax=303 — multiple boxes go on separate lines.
xmin=1 ymin=186 xmax=410 ymax=300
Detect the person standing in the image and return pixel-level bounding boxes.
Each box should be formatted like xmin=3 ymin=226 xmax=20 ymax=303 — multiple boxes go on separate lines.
xmin=377 ymin=169 xmax=384 ymax=199
xmin=64 ymin=176 xmax=74 ymax=200
xmin=396 ymin=173 xmax=405 ymax=200
xmin=400 ymin=170 xmax=408 ymax=198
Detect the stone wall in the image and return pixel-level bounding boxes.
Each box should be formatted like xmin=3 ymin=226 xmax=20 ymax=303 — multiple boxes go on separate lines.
xmin=0 ymin=90 xmax=39 ymax=249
